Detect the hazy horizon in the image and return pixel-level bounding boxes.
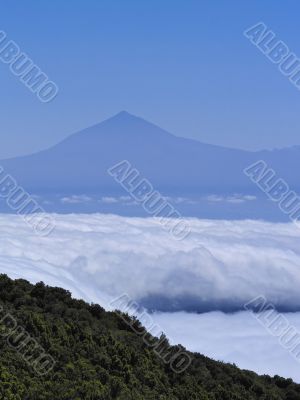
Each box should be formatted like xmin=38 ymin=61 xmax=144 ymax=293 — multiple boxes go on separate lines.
xmin=2 ymin=0 xmax=300 ymax=159
xmin=1 ymin=0 xmax=300 ymax=389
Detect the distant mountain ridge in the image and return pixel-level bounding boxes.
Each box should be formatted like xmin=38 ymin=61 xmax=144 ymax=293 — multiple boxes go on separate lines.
xmin=1 ymin=111 xmax=299 ymax=195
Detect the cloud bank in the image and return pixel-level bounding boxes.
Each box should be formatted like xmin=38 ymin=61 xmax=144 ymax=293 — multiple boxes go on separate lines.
xmin=153 ymin=310 xmax=300 ymax=382
xmin=0 ymin=213 xmax=299 ymax=313
xmin=1 ymin=213 xmax=300 ymax=380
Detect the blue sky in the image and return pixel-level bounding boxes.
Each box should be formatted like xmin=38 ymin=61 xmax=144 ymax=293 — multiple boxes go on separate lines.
xmin=1 ymin=0 xmax=300 ymax=158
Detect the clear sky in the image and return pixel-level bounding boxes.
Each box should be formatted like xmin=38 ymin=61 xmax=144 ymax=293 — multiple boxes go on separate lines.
xmin=1 ymin=0 xmax=300 ymax=158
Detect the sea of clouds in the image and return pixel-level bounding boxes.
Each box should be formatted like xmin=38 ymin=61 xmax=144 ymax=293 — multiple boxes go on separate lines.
xmin=1 ymin=213 xmax=300 ymax=312
xmin=152 ymin=311 xmax=300 ymax=382
xmin=0 ymin=213 xmax=299 ymax=380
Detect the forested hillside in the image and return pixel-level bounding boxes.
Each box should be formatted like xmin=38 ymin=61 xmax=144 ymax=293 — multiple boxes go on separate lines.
xmin=0 ymin=274 xmax=298 ymax=399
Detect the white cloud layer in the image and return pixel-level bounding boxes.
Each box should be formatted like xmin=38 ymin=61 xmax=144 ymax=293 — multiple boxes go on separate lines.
xmin=61 ymin=195 xmax=92 ymax=204
xmin=0 ymin=213 xmax=300 ymax=312
xmin=152 ymin=311 xmax=300 ymax=382
xmin=205 ymin=194 xmax=257 ymax=204
xmin=0 ymin=213 xmax=300 ymax=381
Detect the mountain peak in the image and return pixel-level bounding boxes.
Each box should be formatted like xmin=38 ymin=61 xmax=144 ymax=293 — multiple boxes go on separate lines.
xmin=115 ymin=110 xmax=132 ymax=117
xmin=100 ymin=111 xmax=173 ymax=138
xmin=101 ymin=110 xmax=148 ymax=128
xmin=111 ymin=110 xmax=137 ymax=121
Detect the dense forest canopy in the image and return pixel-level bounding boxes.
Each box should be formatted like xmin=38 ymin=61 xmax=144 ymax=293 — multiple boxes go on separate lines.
xmin=0 ymin=274 xmax=298 ymax=399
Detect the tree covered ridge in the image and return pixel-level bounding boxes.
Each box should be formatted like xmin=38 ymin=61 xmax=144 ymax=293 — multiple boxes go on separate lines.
xmin=0 ymin=274 xmax=298 ymax=399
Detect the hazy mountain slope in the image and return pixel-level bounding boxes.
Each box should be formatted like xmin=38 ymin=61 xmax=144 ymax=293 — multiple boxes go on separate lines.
xmin=1 ymin=112 xmax=299 ymax=195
